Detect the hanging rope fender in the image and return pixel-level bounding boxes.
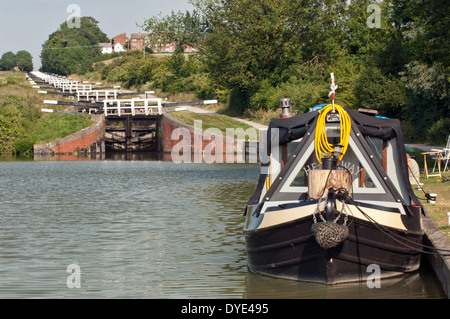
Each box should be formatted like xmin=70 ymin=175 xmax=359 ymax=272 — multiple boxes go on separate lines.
xmin=311 ymin=193 xmax=350 ymax=249
xmin=311 ymin=221 xmax=349 ymax=249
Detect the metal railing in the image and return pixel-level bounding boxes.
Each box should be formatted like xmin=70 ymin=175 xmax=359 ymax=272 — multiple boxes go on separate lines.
xmin=77 ymin=90 xmax=119 ymax=101
xmin=103 ymin=98 xmax=163 ymax=116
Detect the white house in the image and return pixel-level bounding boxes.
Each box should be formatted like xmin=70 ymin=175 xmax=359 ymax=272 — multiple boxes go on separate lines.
xmin=99 ymin=43 xmax=113 ymax=54
xmin=113 ymin=42 xmax=126 ymax=53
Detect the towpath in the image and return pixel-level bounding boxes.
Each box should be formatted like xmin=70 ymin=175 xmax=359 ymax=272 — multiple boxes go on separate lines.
xmin=184 ymin=105 xmax=269 ymax=131
xmin=405 ymin=144 xmax=444 ymax=152
xmin=142 ymin=91 xmax=269 ymax=131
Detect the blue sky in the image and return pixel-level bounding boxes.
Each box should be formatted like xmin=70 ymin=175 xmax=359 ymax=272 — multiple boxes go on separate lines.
xmin=0 ymin=0 xmax=195 ymax=69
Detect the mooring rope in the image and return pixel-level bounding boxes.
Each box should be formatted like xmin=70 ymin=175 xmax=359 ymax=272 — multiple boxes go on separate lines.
xmin=309 ymin=165 xmax=450 ymax=256
xmin=408 ymin=162 xmax=434 ymax=202
xmin=339 ymin=188 xmax=450 ymax=256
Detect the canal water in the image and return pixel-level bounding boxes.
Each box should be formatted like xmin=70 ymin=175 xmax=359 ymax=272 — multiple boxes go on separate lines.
xmin=0 ymin=155 xmax=446 ymax=299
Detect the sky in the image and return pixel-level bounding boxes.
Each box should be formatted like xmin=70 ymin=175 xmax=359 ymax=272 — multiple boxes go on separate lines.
xmin=0 ymin=0 xmax=195 ymax=69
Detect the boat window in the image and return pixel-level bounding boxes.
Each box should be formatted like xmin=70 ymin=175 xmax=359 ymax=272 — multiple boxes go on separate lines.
xmin=280 ymin=136 xmax=385 ymax=194
xmin=287 ymin=140 xmax=301 ymax=159
xmin=290 ymin=152 xmax=318 ymax=187
xmin=339 ymin=146 xmax=376 ymax=189
xmin=366 ymin=136 xmax=383 ymax=166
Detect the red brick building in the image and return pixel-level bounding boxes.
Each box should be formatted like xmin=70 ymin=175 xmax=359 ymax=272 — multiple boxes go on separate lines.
xmin=111 ymin=33 xmax=129 ymax=52
xmin=130 ymin=32 xmax=149 ymax=51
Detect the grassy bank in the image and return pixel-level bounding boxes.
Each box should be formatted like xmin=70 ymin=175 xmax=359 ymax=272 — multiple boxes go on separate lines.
xmin=169 ymin=110 xmax=258 ymax=138
xmin=414 ymin=171 xmax=450 ymax=238
xmin=0 ymin=71 xmax=94 ymax=155
xmin=407 ymin=147 xmax=450 ymax=237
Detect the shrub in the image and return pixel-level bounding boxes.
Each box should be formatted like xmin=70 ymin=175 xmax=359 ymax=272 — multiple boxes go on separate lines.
xmin=14 ymin=137 xmax=35 ymax=154
xmin=427 ymin=118 xmax=450 ymax=145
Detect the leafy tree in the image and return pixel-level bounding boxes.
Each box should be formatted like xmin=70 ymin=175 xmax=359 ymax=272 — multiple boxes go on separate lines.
xmin=15 ymin=50 xmax=33 ymax=72
xmin=0 ymin=51 xmax=16 ymax=71
xmin=40 ymin=17 xmax=108 ymax=75
xmin=142 ymin=10 xmax=209 ymax=52
xmin=392 ymin=0 xmax=449 ymax=71
xmin=400 ymin=61 xmax=449 ymax=137
xmin=116 ymin=0 xmax=448 ymax=139
xmin=192 ymin=0 xmax=311 ymax=111
xmin=391 ymin=0 xmax=449 ymax=141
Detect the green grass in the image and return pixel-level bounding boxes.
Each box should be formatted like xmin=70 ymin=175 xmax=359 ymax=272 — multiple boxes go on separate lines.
xmin=32 ymin=113 xmax=93 ymax=143
xmin=413 ymin=170 xmax=450 ymax=238
xmin=0 ymin=71 xmax=95 ymax=154
xmin=405 ymin=147 xmax=450 ymax=237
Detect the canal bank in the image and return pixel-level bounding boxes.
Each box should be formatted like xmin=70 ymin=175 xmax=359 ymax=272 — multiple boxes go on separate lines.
xmin=33 ymin=114 xmax=105 ymax=156
xmin=33 ymin=111 xmax=259 ymax=159
xmin=423 ymin=214 xmax=450 ymax=298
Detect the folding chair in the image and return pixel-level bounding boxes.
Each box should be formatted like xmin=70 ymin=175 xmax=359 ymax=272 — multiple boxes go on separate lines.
xmin=432 ymin=134 xmax=450 ymax=173
xmin=442 ymin=135 xmax=450 ymax=172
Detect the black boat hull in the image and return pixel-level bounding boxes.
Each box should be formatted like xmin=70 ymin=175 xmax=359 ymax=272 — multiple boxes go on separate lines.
xmin=244 ymin=215 xmax=423 ymax=284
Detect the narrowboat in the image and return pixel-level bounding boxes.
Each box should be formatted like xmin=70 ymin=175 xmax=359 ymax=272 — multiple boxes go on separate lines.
xmin=244 ymin=92 xmax=424 ymax=284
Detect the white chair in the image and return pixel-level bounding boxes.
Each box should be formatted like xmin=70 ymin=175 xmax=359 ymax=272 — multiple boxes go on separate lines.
xmin=442 ymin=135 xmax=450 ymax=172
xmin=432 ymin=135 xmax=450 ymax=173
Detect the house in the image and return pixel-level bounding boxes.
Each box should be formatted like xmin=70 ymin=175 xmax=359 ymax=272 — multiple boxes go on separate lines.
xmin=108 ymin=32 xmax=198 ymax=53
xmin=110 ymin=33 xmax=129 ymax=52
xmin=99 ymin=43 xmax=113 ymax=54
xmin=145 ymin=38 xmax=197 ymax=53
xmin=130 ymin=32 xmax=149 ymax=51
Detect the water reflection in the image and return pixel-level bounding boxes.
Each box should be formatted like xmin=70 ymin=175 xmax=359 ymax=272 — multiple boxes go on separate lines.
xmin=245 ymin=258 xmax=445 ymax=299
xmin=32 ymin=152 xmax=168 ymax=162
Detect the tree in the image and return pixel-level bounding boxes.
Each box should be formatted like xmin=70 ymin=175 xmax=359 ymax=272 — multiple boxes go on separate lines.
xmin=142 ymin=10 xmax=209 ymax=52
xmin=0 ymin=51 xmax=16 ymax=71
xmin=40 ymin=16 xmax=108 ymax=75
xmin=392 ymin=0 xmax=449 ymax=70
xmin=400 ymin=61 xmax=449 ymax=140
xmin=192 ymin=0 xmax=355 ymax=111
xmin=390 ymin=0 xmax=450 ymax=140
xmin=194 ymin=0 xmax=300 ymax=91
xmin=15 ymin=50 xmax=33 ymax=72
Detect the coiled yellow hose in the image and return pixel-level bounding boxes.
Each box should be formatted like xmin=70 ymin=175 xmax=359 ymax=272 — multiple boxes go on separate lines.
xmin=314 ymin=104 xmax=351 ymax=164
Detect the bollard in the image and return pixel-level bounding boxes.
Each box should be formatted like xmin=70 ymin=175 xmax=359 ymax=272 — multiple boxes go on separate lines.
xmin=428 ymin=193 xmax=437 ymax=204
xmin=447 ymin=212 xmax=450 ymax=225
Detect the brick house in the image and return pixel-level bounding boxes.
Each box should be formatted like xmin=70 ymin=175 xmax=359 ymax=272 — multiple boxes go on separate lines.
xmin=130 ymin=32 xmax=149 ymax=51
xmin=111 ymin=33 xmax=129 ymax=52
xmin=129 ymin=32 xmax=198 ymax=53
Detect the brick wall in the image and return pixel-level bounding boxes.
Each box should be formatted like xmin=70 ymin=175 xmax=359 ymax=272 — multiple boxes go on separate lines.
xmin=161 ymin=113 xmax=258 ymax=163
xmin=34 ymin=114 xmax=105 ymax=155
xmin=162 ymin=113 xmax=234 ymax=153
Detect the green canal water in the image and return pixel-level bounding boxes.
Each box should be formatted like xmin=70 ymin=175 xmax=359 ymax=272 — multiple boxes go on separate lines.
xmin=0 ymin=155 xmax=446 ymax=298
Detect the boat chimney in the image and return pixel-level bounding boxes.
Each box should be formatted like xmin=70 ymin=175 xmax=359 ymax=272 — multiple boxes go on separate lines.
xmin=279 ymin=98 xmax=293 ymax=118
